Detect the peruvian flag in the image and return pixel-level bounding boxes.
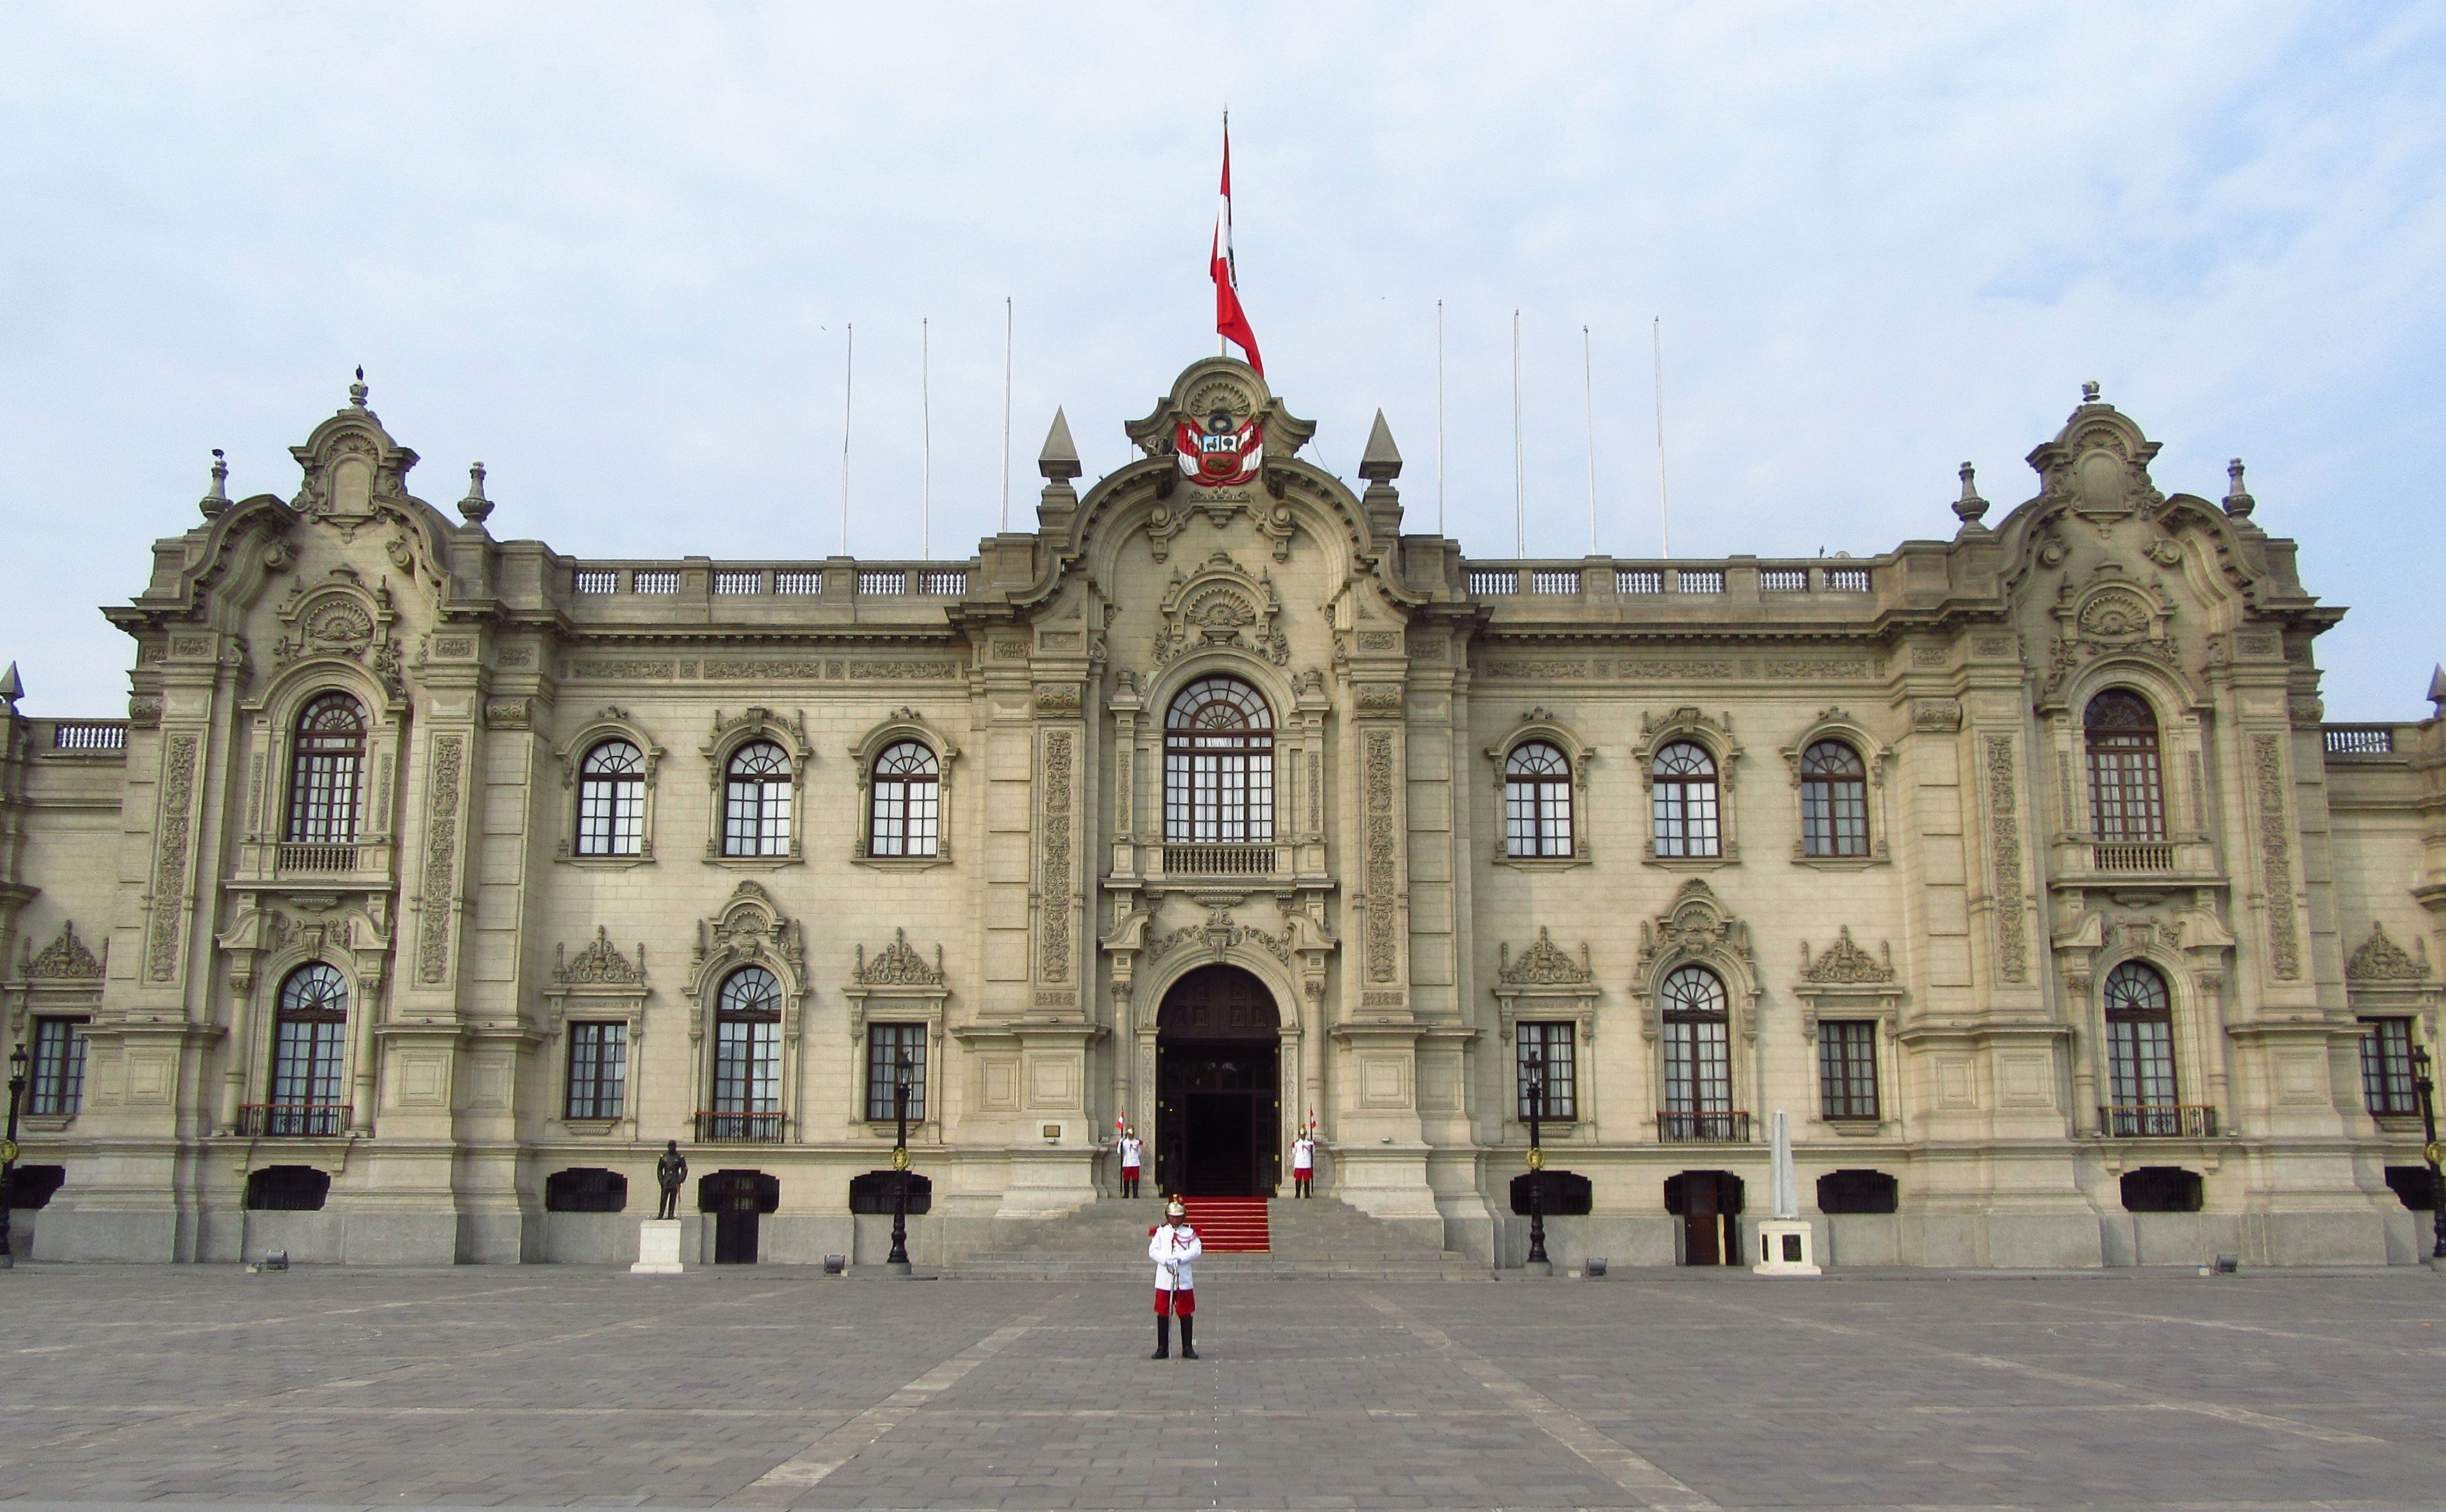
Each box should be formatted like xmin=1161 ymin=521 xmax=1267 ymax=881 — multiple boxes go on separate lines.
xmin=1213 ymin=120 xmax=1264 ymax=374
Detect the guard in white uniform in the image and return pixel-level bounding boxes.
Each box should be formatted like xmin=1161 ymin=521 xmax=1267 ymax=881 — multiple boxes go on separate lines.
xmin=1290 ymin=1132 xmax=1317 ymax=1198
xmin=1118 ymin=1127 xmax=1144 ymax=1199
xmin=1147 ymin=1198 xmax=1202 ymax=1359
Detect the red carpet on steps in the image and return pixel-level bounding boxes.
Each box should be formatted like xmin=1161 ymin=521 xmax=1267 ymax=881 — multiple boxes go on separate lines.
xmin=1182 ymin=1196 xmax=1270 ymax=1252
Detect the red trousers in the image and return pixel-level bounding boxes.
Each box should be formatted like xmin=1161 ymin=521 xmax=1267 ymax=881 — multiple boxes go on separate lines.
xmin=1153 ymin=1287 xmax=1196 ymax=1316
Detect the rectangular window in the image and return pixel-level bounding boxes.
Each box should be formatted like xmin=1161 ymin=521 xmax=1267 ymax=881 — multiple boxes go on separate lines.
xmin=268 ymin=1018 xmax=348 ymax=1134
xmin=1653 ymin=781 xmax=1720 ymax=857
xmin=2088 ymin=747 xmax=2167 ymax=842
xmin=28 ymin=1016 xmax=88 ymax=1116
xmin=2361 ymin=1017 xmax=2418 ymax=1116
xmin=2106 ymin=1018 xmax=2178 ymax=1108
xmin=1664 ymin=1017 xmax=1732 ymax=1113
xmin=566 ymin=1022 xmax=628 ymax=1120
xmin=1818 ymin=1020 xmax=1880 ymax=1120
xmin=1515 ymin=1023 xmax=1577 ymax=1120
xmin=713 ymin=1018 xmax=781 ymax=1113
xmin=867 ymin=1024 xmax=928 ymax=1122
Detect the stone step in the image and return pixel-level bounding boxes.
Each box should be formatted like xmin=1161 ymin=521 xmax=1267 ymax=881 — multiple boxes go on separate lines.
xmin=944 ymin=1194 xmax=1476 ymax=1280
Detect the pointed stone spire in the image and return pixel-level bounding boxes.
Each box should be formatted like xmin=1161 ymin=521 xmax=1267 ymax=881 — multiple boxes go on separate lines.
xmin=1951 ymin=461 xmax=1988 ymax=530
xmin=349 ymin=365 xmax=369 ymax=409
xmin=1358 ymin=410 xmax=1402 ymax=484
xmin=1037 ymin=408 xmax=1081 ymax=482
xmin=0 ymin=662 xmax=21 ymax=711
xmin=2222 ymin=457 xmax=2255 ymax=519
xmin=2429 ymin=664 xmax=2445 ymax=718
xmin=458 ymin=461 xmax=494 ymax=526
xmin=199 ymin=448 xmax=229 ymax=519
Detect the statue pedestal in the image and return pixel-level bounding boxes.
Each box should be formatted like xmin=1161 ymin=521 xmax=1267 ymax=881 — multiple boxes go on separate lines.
xmin=631 ymin=1218 xmax=686 ymax=1275
xmin=1750 ymin=1218 xmax=1821 ymax=1275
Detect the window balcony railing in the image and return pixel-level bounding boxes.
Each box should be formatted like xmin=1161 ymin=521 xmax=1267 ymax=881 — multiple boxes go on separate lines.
xmin=1160 ymin=842 xmax=1283 ymax=877
xmin=278 ymin=842 xmax=361 ymax=873
xmin=2091 ymin=842 xmax=2175 ymax=873
xmin=694 ymin=1110 xmax=785 ymax=1143
xmin=241 ymin=1103 xmax=351 ymax=1137
xmin=1658 ymin=1110 xmax=1751 ymax=1143
xmin=2099 ymin=1104 xmax=2219 ymax=1138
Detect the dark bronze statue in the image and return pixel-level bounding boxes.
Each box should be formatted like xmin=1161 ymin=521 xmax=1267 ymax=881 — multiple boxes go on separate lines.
xmin=655 ymin=1139 xmax=687 ymax=1220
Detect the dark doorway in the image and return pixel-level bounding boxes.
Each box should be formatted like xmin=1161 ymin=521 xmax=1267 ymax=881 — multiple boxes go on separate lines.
xmin=698 ymin=1169 xmax=779 ymax=1264
xmin=1664 ymin=1170 xmax=1744 ymax=1266
xmin=1156 ymin=965 xmax=1281 ymax=1197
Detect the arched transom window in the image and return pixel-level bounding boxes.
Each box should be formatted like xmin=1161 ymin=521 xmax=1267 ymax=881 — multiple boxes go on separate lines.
xmin=1660 ymin=965 xmax=1734 ymax=1131
xmin=1504 ymin=741 xmax=1573 ymax=857
xmin=268 ymin=962 xmax=349 ymax=1135
xmin=2086 ymin=690 xmax=2166 ymax=842
xmin=1800 ymin=739 xmax=1868 ymax=857
xmin=1651 ymin=741 xmax=1720 ymax=858
xmin=723 ymin=741 xmax=793 ymax=857
xmin=2102 ymin=960 xmax=2179 ymax=1134
xmin=576 ymin=740 xmax=645 ymax=857
xmin=868 ymin=740 xmax=940 ymax=857
xmin=287 ymin=692 xmax=366 ymax=845
xmin=1164 ymin=677 xmax=1274 ymax=844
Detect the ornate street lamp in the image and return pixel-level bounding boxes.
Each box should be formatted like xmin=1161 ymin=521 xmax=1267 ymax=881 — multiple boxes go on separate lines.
xmin=2415 ymin=1045 xmax=2445 ymax=1263
xmin=887 ymin=1049 xmax=915 ymax=1274
xmin=0 ymin=1041 xmax=29 ymax=1270
xmin=1524 ymin=1048 xmax=1549 ymax=1272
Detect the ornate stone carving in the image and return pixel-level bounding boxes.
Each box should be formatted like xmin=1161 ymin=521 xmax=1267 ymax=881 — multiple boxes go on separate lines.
xmin=1354 ymin=684 xmax=1404 ymax=714
xmin=2253 ymin=734 xmax=2300 ymax=979
xmin=1364 ymin=729 xmax=1397 ymax=983
xmin=1912 ymin=699 xmax=1964 ymax=732
xmin=1035 ymin=684 xmax=1083 ymax=715
xmin=1040 ymin=727 xmax=1073 ymax=983
xmin=1499 ymin=927 xmax=1593 ymax=985
xmin=554 ymin=926 xmax=645 ymax=985
xmin=147 ymin=732 xmax=198 ymax=981
xmin=1986 ymin=735 xmax=2028 ymax=982
xmin=1800 ymin=927 xmax=1894 ymax=984
xmin=417 ymin=734 xmax=465 ymax=984
xmin=1637 ymin=879 xmax=1753 ymax=976
xmin=1152 ymin=552 xmax=1290 ymax=667
xmin=127 ymin=694 xmax=162 ymax=728
xmin=20 ymin=920 xmax=104 ymax=980
xmin=695 ymin=881 xmax=804 ymax=976
xmin=483 ymin=698 xmax=532 ymax=730
xmin=2345 ymin=921 xmax=2429 ymax=982
xmin=850 ymin=660 xmax=962 ymax=680
xmin=856 ymin=928 xmax=945 ymax=986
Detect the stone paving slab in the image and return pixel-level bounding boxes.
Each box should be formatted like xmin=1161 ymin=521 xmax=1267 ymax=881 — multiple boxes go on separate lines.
xmin=2 ymin=1264 xmax=2443 ymax=1510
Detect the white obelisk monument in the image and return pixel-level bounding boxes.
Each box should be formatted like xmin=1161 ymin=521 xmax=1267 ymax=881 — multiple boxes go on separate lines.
xmin=1752 ymin=1110 xmax=1821 ymax=1275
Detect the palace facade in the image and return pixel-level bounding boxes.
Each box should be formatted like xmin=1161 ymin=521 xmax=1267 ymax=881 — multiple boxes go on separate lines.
xmin=2 ymin=357 xmax=2440 ymax=1269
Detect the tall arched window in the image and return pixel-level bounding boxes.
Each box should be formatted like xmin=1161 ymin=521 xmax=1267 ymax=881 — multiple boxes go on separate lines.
xmin=268 ymin=962 xmax=349 ymax=1135
xmin=1651 ymin=741 xmax=1720 ymax=858
xmin=1164 ymin=677 xmax=1273 ymax=843
xmin=286 ymin=692 xmax=366 ymax=845
xmin=1660 ymin=964 xmax=1734 ymax=1138
xmin=2086 ymin=690 xmax=2166 ymax=842
xmin=1504 ymin=741 xmax=1573 ymax=857
xmin=576 ymin=740 xmax=645 ymax=856
xmin=868 ymin=741 xmax=940 ymax=857
xmin=1800 ymin=740 xmax=1869 ymax=857
xmin=723 ymin=741 xmax=793 ymax=857
xmin=707 ymin=965 xmax=783 ymax=1140
xmin=2102 ymin=960 xmax=2179 ymax=1135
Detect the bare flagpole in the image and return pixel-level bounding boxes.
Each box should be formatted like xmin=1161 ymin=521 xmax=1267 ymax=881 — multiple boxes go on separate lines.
xmin=999 ymin=297 xmax=1013 ymax=532
xmin=1436 ymin=299 xmax=1446 ymax=535
xmin=1512 ymin=308 xmax=1524 ymax=556
xmin=1583 ymin=324 xmax=1597 ymax=555
xmin=920 ymin=316 xmax=932 ymax=559
xmin=841 ymin=323 xmax=854 ymax=557
xmin=1653 ymin=315 xmax=1670 ymax=559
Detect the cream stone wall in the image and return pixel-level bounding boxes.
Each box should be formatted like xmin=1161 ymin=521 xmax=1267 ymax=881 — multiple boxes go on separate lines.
xmin=3 ymin=358 xmax=2440 ymax=1268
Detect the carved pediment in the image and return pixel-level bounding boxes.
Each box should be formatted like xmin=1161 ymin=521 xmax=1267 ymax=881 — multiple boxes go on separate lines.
xmin=555 ymin=926 xmax=645 ymax=985
xmin=1153 ymin=552 xmax=1289 ymax=668
xmin=1637 ymin=879 xmax=1752 ymax=973
xmin=19 ymin=920 xmax=104 ymax=980
xmin=268 ymin=568 xmax=404 ymax=696
xmin=2346 ymin=921 xmax=2431 ymax=982
xmin=855 ymin=928 xmax=945 ymax=986
xmin=1499 ymin=927 xmax=1593 ymax=986
xmin=1799 ymin=927 xmax=1894 ymax=984
xmin=695 ymin=880 xmax=803 ymax=975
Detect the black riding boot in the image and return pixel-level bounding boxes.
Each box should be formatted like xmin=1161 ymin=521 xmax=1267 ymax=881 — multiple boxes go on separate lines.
xmin=1152 ymin=1315 xmax=1170 ymax=1360
xmin=1179 ymin=1317 xmax=1198 ymax=1360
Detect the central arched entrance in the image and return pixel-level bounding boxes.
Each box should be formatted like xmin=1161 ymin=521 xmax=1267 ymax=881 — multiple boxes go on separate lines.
xmin=1155 ymin=964 xmax=1282 ymax=1197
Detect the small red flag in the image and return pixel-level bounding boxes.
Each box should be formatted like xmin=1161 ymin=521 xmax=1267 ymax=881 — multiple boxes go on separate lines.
xmin=1213 ymin=121 xmax=1263 ymax=374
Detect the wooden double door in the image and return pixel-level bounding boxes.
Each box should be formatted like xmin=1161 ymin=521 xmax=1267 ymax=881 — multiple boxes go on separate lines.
xmin=1154 ymin=965 xmax=1282 ymax=1198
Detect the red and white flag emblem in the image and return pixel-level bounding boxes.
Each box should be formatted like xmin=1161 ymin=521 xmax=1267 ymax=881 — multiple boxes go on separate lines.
xmin=1213 ymin=120 xmax=1263 ymax=374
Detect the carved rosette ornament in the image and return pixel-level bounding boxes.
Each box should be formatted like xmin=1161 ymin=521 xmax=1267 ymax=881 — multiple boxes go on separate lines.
xmin=1151 ymin=551 xmax=1291 ymax=668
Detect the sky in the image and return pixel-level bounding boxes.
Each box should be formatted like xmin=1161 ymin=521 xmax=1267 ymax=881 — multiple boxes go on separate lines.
xmin=1 ymin=3 xmax=2440 ymax=718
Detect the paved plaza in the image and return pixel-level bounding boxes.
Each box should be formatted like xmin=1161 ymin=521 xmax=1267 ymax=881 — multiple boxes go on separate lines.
xmin=2 ymin=1264 xmax=2444 ymax=1512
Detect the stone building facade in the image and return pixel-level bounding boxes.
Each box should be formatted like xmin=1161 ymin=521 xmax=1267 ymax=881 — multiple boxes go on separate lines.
xmin=2 ymin=357 xmax=2440 ymax=1268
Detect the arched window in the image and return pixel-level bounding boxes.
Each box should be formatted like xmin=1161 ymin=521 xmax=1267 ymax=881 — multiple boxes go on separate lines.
xmin=1660 ymin=965 xmax=1734 ymax=1138
xmin=286 ymin=692 xmax=366 ymax=844
xmin=1164 ymin=677 xmax=1274 ymax=844
xmin=2086 ymin=690 xmax=2166 ymax=842
xmin=1504 ymin=741 xmax=1573 ymax=857
xmin=268 ymin=962 xmax=349 ymax=1135
xmin=707 ymin=965 xmax=783 ymax=1140
xmin=1651 ymin=741 xmax=1720 ymax=858
xmin=576 ymin=740 xmax=645 ymax=857
xmin=868 ymin=741 xmax=940 ymax=857
xmin=722 ymin=741 xmax=793 ymax=857
xmin=2102 ymin=960 xmax=2180 ymax=1135
xmin=1800 ymin=740 xmax=1869 ymax=857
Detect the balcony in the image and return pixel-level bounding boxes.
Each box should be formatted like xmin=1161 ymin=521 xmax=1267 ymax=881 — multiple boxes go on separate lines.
xmin=1158 ymin=843 xmax=1284 ymax=878
xmin=2091 ymin=842 xmax=2174 ymax=873
xmin=2050 ymin=835 xmax=2219 ymax=890
xmin=695 ymin=1110 xmax=785 ymax=1143
xmin=240 ymin=1103 xmax=351 ymax=1137
xmin=2099 ymin=1104 xmax=2219 ymax=1138
xmin=278 ymin=842 xmax=361 ymax=873
xmin=1658 ymin=1110 xmax=1752 ymax=1143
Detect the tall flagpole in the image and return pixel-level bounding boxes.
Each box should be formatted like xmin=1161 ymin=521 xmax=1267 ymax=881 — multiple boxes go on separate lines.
xmin=1000 ymin=297 xmax=1013 ymax=532
xmin=1583 ymin=324 xmax=1597 ymax=554
xmin=920 ymin=316 xmax=932 ymax=559
xmin=1436 ymin=300 xmax=1446 ymax=535
xmin=1653 ymin=315 xmax=1670 ymax=559
xmin=1512 ymin=309 xmax=1525 ymax=557
xmin=841 ymin=323 xmax=854 ymax=557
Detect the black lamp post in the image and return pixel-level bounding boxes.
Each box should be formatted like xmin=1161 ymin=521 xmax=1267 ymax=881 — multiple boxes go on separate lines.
xmin=0 ymin=1040 xmax=29 ymax=1270
xmin=1524 ymin=1048 xmax=1549 ymax=1272
xmin=887 ymin=1050 xmax=914 ymax=1273
xmin=2414 ymin=1045 xmax=2445 ymax=1263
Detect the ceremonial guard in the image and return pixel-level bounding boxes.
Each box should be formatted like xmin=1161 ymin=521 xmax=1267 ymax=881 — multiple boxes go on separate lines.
xmin=1289 ymin=1128 xmax=1316 ymax=1198
xmin=1118 ymin=1125 xmax=1145 ymax=1199
xmin=1147 ymin=1198 xmax=1202 ymax=1359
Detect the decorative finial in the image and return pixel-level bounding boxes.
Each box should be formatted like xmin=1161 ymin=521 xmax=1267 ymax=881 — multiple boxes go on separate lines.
xmin=1359 ymin=410 xmax=1402 ymax=485
xmin=349 ymin=366 xmax=369 ymax=408
xmin=0 ymin=662 xmax=22 ymax=710
xmin=2081 ymin=380 xmax=2101 ymax=404
xmin=1038 ymin=407 xmax=1081 ymax=482
xmin=458 ymin=461 xmax=493 ymax=526
xmin=1951 ymin=461 xmax=1988 ymax=529
xmin=199 ymin=447 xmax=229 ymax=518
xmin=2222 ymin=457 xmax=2255 ymax=519
xmin=2428 ymin=664 xmax=2445 ymax=717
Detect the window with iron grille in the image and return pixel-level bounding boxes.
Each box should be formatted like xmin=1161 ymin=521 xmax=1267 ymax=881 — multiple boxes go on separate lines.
xmin=1503 ymin=741 xmax=1573 ymax=857
xmin=286 ymin=692 xmax=365 ymax=844
xmin=632 ymin=569 xmax=680 ymax=594
xmin=245 ymin=1165 xmax=331 ymax=1211
xmin=1515 ymin=1022 xmax=1576 ymax=1120
xmin=565 ymin=1022 xmax=628 ymax=1120
xmin=1651 ymin=741 xmax=1720 ymax=857
xmin=2361 ymin=1017 xmax=2419 ymax=1116
xmin=573 ymin=569 xmax=619 ymax=594
xmin=28 ymin=1015 xmax=87 ymax=1115
xmin=866 ymin=1023 xmax=928 ymax=1122
xmin=2086 ymin=689 xmax=2166 ymax=842
xmin=268 ymin=962 xmax=348 ymax=1134
xmin=2104 ymin=960 xmax=2178 ymax=1110
xmin=576 ymin=739 xmax=645 ymax=856
xmin=868 ymin=741 xmax=940 ymax=856
xmin=713 ymin=967 xmax=782 ymax=1117
xmin=544 ymin=1167 xmax=628 ymax=1212
xmin=1661 ymin=966 xmax=1732 ymax=1114
xmin=1800 ymin=740 xmax=1869 ymax=856
xmin=723 ymin=741 xmax=793 ymax=855
xmin=713 ymin=570 xmax=763 ymax=595
xmin=1818 ymin=1020 xmax=1879 ymax=1120
xmin=774 ymin=570 xmax=823 ymax=595
xmin=1164 ymin=677 xmax=1273 ymax=843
